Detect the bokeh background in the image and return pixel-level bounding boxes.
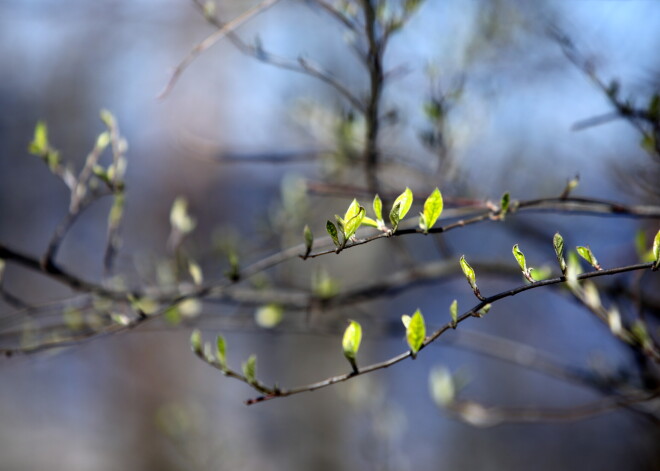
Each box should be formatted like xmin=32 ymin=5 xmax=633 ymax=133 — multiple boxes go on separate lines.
xmin=1 ymin=0 xmax=659 ymax=469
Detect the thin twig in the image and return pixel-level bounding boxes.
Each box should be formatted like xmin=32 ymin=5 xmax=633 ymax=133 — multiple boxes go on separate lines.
xmin=242 ymin=261 xmax=659 ymax=404
xmin=159 ymin=0 xmax=282 ymax=99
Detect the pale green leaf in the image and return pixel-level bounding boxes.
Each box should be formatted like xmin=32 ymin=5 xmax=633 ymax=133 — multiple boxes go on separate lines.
xmin=530 ymin=266 xmax=551 ymax=281
xmin=566 ymin=251 xmax=582 ymax=291
xmin=342 ymin=320 xmax=362 ymax=360
xmin=216 ymin=335 xmax=227 ymax=367
xmin=303 ymin=225 xmax=313 ymax=254
xmin=170 ymin=197 xmax=196 ymax=234
xmin=392 ymin=187 xmax=413 ymax=220
xmin=512 ymin=244 xmax=527 ymax=272
xmin=361 ymin=216 xmax=379 ymax=228
xmin=99 ymin=109 xmax=116 ymax=129
xmin=373 ymin=194 xmax=383 ymax=221
xmin=343 ymin=199 xmax=365 ymax=240
xmin=188 ymin=260 xmax=203 ymax=285
xmin=577 ymin=246 xmax=600 ymax=269
xmin=450 ymin=299 xmax=458 ymax=328
xmin=553 ymin=232 xmax=566 ymax=273
xmin=653 ymin=229 xmax=660 ymax=267
xmin=242 ymin=354 xmax=257 ymax=384
xmin=421 ymin=188 xmax=443 ymax=232
xmin=96 ymin=131 xmax=110 ymax=151
xmin=401 ymin=314 xmax=411 ymax=329
xmin=459 ymin=255 xmax=476 ymax=290
xmin=190 ymin=329 xmax=202 ymax=354
xmin=429 ymin=366 xmax=455 ymax=407
xmin=29 ymin=121 xmax=48 ymax=155
xmin=406 ymin=309 xmax=426 ymax=356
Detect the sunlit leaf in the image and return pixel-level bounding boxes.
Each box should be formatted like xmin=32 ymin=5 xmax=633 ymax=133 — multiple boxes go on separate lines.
xmin=28 ymin=121 xmax=48 ymax=155
xmin=450 ymin=299 xmax=458 ymax=328
xmin=553 ymin=232 xmax=566 ymax=274
xmin=216 ymin=334 xmax=227 ymax=368
xmin=342 ymin=320 xmax=362 ymax=361
xmin=343 ymin=199 xmax=365 ymax=240
xmin=512 ymin=244 xmax=527 ymax=272
xmin=373 ymin=194 xmax=383 ymax=221
xmin=401 ymin=314 xmax=411 ymax=329
xmin=406 ymin=309 xmax=426 ymax=357
xmin=459 ymin=255 xmax=477 ymax=291
xmin=530 ymin=266 xmax=551 ymax=281
xmin=421 ymin=188 xmax=443 ymax=233
xmin=361 ymin=217 xmax=379 ymax=228
xmin=577 ymin=246 xmax=600 ymax=270
xmin=392 ymin=187 xmax=413 ymax=220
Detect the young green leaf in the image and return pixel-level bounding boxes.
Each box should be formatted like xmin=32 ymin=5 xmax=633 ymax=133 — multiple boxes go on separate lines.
xmin=389 ymin=202 xmax=401 ymax=231
xmin=29 ymin=121 xmax=49 ymax=155
xmin=361 ymin=217 xmax=379 ymax=228
xmin=242 ymin=354 xmax=257 ymax=384
xmin=459 ymin=255 xmax=482 ymax=299
xmin=449 ymin=299 xmax=458 ymax=328
xmin=373 ymin=194 xmax=383 ymax=221
xmin=577 ymin=246 xmax=601 ymax=270
xmin=530 ymin=266 xmax=552 ymax=281
xmin=303 ymin=225 xmax=313 ymax=257
xmin=216 ymin=335 xmax=227 ymax=368
xmin=429 ymin=366 xmax=455 ymax=407
xmin=406 ymin=309 xmax=426 ymax=358
xmin=170 ymin=197 xmax=196 ymax=235
xmin=190 ymin=329 xmax=202 ymax=355
xmin=95 ymin=131 xmax=111 ymax=152
xmin=401 ymin=314 xmax=412 ymax=329
xmin=343 ymin=199 xmax=365 ymax=240
xmin=421 ymin=188 xmax=443 ymax=233
xmin=553 ymin=232 xmax=567 ymax=274
xmin=392 ymin=187 xmax=413 ymax=220
xmin=188 ymin=260 xmax=203 ymax=285
xmin=565 ymin=251 xmax=582 ymax=291
xmin=500 ymin=192 xmax=510 ymax=219
xmin=326 ymin=220 xmax=340 ymax=248
xmin=653 ymin=229 xmax=660 ymax=269
xmin=607 ymin=307 xmax=623 ymax=336
xmin=475 ymin=303 xmax=491 ymax=318
xmin=512 ymin=244 xmax=527 ymax=272
xmin=342 ymin=320 xmax=362 ymax=372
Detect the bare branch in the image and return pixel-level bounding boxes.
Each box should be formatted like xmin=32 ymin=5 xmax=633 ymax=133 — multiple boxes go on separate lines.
xmin=159 ymin=0 xmax=282 ymax=99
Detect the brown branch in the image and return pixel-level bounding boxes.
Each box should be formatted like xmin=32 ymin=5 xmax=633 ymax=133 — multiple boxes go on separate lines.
xmin=159 ymin=0 xmax=282 ymax=99
xmin=240 ymin=261 xmax=659 ymax=404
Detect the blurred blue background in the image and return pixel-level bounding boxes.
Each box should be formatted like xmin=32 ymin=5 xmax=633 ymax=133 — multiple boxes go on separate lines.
xmin=1 ymin=0 xmax=659 ymax=469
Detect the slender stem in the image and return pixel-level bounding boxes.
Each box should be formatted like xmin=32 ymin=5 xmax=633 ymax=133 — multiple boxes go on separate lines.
xmin=243 ymin=262 xmax=659 ymax=404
